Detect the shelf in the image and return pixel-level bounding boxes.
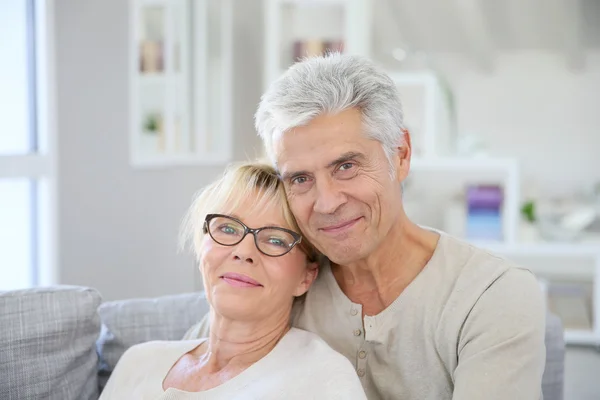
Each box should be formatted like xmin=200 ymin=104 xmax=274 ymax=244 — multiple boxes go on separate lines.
xmin=137 ymin=74 xmax=166 ymax=86
xmin=475 ymin=242 xmax=600 ymax=257
xmin=389 ymin=71 xmax=440 ymax=86
xmin=564 ymin=329 xmax=600 ymax=346
xmin=130 ymin=0 xmax=233 ymax=167
xmin=131 ymin=153 xmax=231 ymax=168
xmin=411 ymin=157 xmax=518 ymax=172
xmin=278 ymin=0 xmax=349 ymax=6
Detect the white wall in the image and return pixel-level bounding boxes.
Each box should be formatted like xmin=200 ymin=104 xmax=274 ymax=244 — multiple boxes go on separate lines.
xmin=53 ymin=0 xmax=599 ymax=300
xmin=436 ymin=51 xmax=600 ymax=198
xmin=55 ymin=0 xmax=263 ymax=301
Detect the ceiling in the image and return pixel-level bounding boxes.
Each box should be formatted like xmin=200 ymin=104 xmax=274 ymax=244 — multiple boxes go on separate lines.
xmin=373 ymin=0 xmax=600 ymax=70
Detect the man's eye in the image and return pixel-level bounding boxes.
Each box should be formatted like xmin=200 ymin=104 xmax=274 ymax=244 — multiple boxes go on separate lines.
xmin=291 ymin=176 xmax=308 ymax=185
xmin=339 ymin=162 xmax=354 ymax=171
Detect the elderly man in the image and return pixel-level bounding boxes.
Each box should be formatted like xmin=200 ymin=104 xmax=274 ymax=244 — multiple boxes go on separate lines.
xmin=185 ymin=53 xmax=545 ymax=399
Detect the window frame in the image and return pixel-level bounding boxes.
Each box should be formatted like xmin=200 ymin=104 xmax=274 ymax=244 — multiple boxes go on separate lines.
xmin=0 ymin=0 xmax=58 ymax=288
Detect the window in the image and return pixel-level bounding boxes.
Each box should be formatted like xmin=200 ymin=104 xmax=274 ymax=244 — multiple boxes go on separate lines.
xmin=0 ymin=0 xmax=56 ymax=290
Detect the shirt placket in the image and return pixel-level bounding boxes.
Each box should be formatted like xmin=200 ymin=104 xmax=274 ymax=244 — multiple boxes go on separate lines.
xmin=349 ymin=303 xmax=368 ymax=379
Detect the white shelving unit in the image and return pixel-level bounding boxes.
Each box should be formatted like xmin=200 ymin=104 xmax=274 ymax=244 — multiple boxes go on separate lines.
xmin=389 ymin=71 xmax=455 ymax=159
xmin=390 ymin=70 xmax=600 ymax=345
xmin=409 ymin=156 xmax=520 ymax=245
xmin=263 ymin=0 xmax=372 ymax=89
xmin=262 ymin=2 xmax=600 ymax=345
xmin=129 ymin=0 xmax=233 ymax=167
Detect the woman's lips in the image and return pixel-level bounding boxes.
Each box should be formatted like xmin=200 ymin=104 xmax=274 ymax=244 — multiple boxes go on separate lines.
xmin=319 ymin=217 xmax=361 ymax=234
xmin=220 ymin=272 xmax=263 ymax=288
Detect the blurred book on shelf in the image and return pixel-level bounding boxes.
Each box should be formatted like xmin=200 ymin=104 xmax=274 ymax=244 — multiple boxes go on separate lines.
xmin=293 ymin=39 xmax=344 ymax=62
xmin=466 ymin=185 xmax=504 ymax=242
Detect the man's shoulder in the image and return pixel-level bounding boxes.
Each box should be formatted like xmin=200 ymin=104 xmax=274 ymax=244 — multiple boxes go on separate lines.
xmin=431 ymin=234 xmax=542 ymax=322
xmin=439 ymin=233 xmax=535 ymax=287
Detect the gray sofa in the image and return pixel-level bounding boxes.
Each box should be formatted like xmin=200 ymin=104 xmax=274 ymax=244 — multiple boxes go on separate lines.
xmin=0 ymin=285 xmax=565 ymax=399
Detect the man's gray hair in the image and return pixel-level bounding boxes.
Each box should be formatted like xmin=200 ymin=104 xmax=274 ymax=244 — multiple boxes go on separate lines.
xmin=255 ymin=53 xmax=406 ymax=166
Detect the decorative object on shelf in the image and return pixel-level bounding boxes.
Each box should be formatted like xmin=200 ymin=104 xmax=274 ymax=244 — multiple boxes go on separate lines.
xmin=130 ymin=0 xmax=233 ymax=167
xmin=536 ymin=197 xmax=598 ymax=242
xmin=521 ymin=200 xmax=536 ymax=223
xmin=465 ymin=184 xmax=504 ymax=242
xmin=519 ymin=199 xmax=541 ymax=243
xmin=293 ymin=39 xmax=344 ymax=62
xmin=138 ymin=6 xmax=165 ymax=73
xmin=140 ymin=112 xmax=165 ymax=154
xmin=264 ymin=0 xmax=371 ymax=91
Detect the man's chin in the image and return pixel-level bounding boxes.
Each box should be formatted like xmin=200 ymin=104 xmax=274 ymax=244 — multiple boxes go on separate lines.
xmin=321 ymin=244 xmax=364 ymax=266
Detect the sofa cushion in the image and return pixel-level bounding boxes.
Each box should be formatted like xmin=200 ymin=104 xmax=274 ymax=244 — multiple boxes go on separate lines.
xmin=96 ymin=291 xmax=209 ymax=389
xmin=0 ymin=285 xmax=102 ymax=400
xmin=542 ymin=312 xmax=565 ymax=400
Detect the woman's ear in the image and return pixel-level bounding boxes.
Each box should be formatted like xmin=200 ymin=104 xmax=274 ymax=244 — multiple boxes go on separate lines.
xmin=293 ymin=262 xmax=319 ymax=297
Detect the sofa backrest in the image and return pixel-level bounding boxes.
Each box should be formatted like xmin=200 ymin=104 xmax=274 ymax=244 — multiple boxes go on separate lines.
xmin=96 ymin=291 xmax=209 ymax=390
xmin=0 ymin=286 xmax=102 ymax=400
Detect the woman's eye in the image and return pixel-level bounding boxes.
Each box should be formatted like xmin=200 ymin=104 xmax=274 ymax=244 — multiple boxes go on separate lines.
xmin=219 ymin=225 xmax=238 ymax=235
xmin=267 ymin=237 xmax=288 ymax=248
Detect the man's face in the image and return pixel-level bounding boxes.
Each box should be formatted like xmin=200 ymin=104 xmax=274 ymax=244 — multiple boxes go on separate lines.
xmin=275 ymin=108 xmax=408 ymax=265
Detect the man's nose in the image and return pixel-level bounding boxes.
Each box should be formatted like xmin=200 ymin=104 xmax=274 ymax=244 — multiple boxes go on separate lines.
xmin=232 ymin=233 xmax=257 ymax=264
xmin=313 ymin=178 xmax=347 ymax=215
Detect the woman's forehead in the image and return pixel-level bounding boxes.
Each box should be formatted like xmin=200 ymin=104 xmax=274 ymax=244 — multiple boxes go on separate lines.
xmin=217 ymin=194 xmax=290 ymax=229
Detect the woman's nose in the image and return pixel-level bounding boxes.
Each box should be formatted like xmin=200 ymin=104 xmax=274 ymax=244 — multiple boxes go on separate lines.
xmin=232 ymin=233 xmax=256 ymax=264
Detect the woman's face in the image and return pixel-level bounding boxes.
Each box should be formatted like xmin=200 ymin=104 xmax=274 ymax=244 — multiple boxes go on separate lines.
xmin=199 ymin=197 xmax=317 ymax=323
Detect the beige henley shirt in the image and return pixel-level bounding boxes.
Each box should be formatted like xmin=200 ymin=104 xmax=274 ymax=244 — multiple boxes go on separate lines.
xmin=185 ymin=233 xmax=546 ymax=399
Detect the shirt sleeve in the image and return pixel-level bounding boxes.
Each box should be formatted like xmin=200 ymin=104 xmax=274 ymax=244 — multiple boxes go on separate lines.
xmin=98 ymin=343 xmax=146 ymax=400
xmin=452 ymin=268 xmax=546 ymax=400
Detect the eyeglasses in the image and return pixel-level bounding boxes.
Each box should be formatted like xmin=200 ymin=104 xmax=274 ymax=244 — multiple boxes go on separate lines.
xmin=203 ymin=214 xmax=302 ymax=257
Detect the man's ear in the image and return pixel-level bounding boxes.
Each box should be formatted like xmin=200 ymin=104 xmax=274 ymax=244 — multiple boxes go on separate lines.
xmin=395 ymin=129 xmax=412 ymax=182
xmin=294 ymin=262 xmax=319 ymax=297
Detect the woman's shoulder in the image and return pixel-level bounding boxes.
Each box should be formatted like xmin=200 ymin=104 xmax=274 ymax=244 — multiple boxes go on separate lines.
xmin=119 ymin=339 xmax=206 ymax=368
xmin=99 ymin=339 xmax=207 ymax=399
xmin=274 ymin=329 xmax=366 ymax=399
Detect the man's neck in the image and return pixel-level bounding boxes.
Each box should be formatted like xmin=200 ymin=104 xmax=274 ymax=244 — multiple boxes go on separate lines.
xmin=332 ymin=217 xmax=439 ymax=316
xmin=196 ymin=309 xmax=290 ymax=372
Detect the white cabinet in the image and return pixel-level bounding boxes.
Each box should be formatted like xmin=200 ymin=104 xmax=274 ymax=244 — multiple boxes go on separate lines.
xmin=263 ymin=0 xmax=372 ymax=89
xmin=130 ymin=0 xmax=232 ymax=167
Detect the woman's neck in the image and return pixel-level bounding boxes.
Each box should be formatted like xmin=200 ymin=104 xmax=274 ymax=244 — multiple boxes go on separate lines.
xmin=197 ymin=309 xmax=291 ymax=372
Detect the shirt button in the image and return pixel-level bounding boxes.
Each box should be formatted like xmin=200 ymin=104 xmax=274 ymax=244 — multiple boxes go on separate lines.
xmin=353 ymin=329 xmax=362 ymax=336
xmin=357 ymin=369 xmax=365 ymax=377
xmin=359 ymin=350 xmax=367 ymax=359
xmin=350 ymin=308 xmax=358 ymax=316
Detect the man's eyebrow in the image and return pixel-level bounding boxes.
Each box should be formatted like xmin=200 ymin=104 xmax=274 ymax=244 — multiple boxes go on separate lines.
xmin=279 ymin=152 xmax=365 ymax=181
xmin=326 ymin=151 xmax=365 ymax=169
xmin=280 ymin=169 xmax=309 ymax=182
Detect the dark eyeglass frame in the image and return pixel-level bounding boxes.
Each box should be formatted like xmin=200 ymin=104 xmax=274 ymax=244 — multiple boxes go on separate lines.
xmin=203 ymin=213 xmax=302 ymax=257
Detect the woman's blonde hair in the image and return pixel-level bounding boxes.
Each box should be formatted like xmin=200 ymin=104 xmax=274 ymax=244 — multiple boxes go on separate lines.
xmin=179 ymin=161 xmax=317 ymax=262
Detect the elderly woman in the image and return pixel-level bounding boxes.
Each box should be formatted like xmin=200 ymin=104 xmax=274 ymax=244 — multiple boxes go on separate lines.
xmin=99 ymin=162 xmax=367 ymax=399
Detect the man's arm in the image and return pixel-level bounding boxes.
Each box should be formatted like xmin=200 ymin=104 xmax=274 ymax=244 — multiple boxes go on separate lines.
xmin=453 ymin=268 xmax=546 ymax=400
